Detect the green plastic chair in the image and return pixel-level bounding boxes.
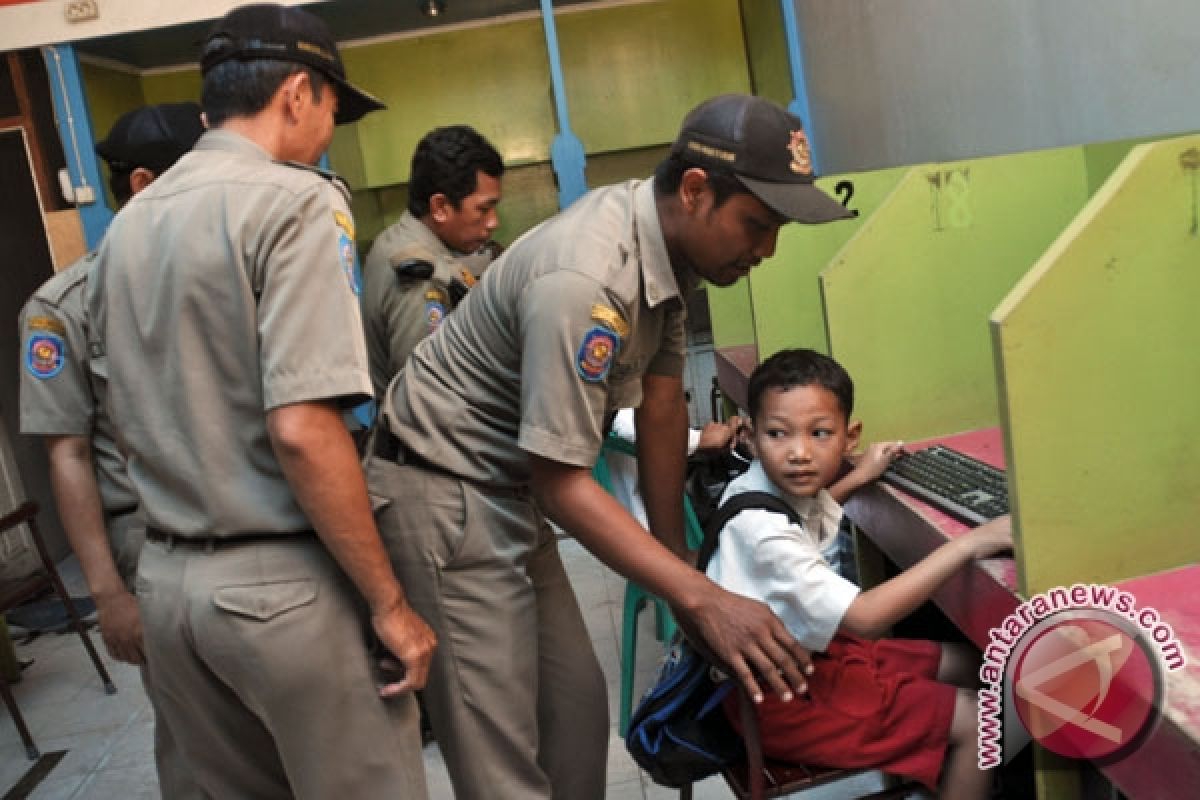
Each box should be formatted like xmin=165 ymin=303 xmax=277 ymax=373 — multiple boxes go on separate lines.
xmin=591 ymin=432 xmax=705 ymax=735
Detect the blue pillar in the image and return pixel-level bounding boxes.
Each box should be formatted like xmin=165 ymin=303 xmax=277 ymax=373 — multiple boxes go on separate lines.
xmin=539 ymin=0 xmax=587 ymax=209
xmin=779 ymin=0 xmax=823 ymax=173
xmin=42 ymin=44 xmax=113 ymax=248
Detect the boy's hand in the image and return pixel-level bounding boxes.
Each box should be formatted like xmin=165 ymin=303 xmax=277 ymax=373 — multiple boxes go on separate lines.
xmin=695 ymin=417 xmax=744 ymax=454
xmin=851 ymin=440 xmax=905 ymax=483
xmin=964 ymin=514 xmax=1014 ymax=559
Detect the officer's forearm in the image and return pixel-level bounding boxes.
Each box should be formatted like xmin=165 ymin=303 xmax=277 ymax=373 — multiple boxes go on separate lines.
xmin=44 ymin=435 xmax=126 ymax=600
xmin=267 ymin=401 xmax=409 ymax=615
xmin=634 ymin=376 xmax=690 ymax=558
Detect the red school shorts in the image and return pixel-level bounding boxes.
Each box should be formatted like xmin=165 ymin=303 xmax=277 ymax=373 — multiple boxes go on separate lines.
xmin=724 ymin=633 xmax=957 ymax=790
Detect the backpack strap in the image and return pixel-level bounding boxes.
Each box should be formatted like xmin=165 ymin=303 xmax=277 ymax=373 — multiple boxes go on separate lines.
xmin=696 ymin=491 xmax=804 ymax=571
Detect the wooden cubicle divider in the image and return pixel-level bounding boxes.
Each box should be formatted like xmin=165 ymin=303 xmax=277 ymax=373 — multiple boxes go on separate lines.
xmin=820 ymin=146 xmax=1102 ymax=444
xmin=992 ymin=133 xmax=1200 ymax=596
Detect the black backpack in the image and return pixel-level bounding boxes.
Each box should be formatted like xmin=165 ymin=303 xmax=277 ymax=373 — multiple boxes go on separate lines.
xmin=625 ymin=490 xmax=804 ymax=787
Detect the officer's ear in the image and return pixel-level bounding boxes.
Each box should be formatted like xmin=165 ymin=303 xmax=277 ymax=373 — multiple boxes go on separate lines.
xmin=129 ymin=167 xmax=157 ymax=197
xmin=429 ymin=192 xmax=456 ymax=223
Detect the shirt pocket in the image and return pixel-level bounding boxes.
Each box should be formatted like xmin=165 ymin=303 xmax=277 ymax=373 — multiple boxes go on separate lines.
xmin=212 ymin=580 xmax=318 ymax=622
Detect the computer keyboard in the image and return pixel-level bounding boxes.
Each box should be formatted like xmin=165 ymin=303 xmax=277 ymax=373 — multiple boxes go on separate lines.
xmin=881 ymin=444 xmax=1009 ymax=526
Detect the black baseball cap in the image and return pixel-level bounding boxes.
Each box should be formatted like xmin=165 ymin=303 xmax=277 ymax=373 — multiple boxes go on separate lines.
xmin=200 ymin=3 xmax=385 ymax=125
xmin=671 ymin=94 xmax=852 ymax=224
xmin=94 ymin=102 xmax=205 ymax=174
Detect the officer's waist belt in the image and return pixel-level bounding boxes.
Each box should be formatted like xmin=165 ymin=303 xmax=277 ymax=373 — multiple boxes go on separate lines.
xmin=146 ymin=528 xmax=314 ymax=550
xmin=371 ymin=427 xmax=531 ymax=500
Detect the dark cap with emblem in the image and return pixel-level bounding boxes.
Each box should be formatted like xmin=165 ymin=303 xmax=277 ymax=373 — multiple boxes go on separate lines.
xmin=94 ymin=102 xmax=205 ymax=174
xmin=200 ymin=2 xmax=385 ymax=125
xmin=671 ymin=93 xmax=852 ymax=224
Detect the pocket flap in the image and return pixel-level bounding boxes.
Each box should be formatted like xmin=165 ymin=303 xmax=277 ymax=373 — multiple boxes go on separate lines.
xmin=213 ymin=580 xmax=318 ymax=621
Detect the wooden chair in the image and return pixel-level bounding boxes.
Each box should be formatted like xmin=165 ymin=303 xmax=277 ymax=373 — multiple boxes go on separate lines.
xmin=1 ymin=501 xmax=116 ymax=759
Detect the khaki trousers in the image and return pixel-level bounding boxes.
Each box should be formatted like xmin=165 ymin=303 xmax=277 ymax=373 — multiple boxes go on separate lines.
xmin=137 ymin=535 xmax=427 ymax=799
xmin=367 ymin=456 xmax=609 ymax=800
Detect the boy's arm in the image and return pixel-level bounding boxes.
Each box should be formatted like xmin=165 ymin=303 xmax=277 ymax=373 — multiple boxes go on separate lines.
xmin=828 ymin=440 xmax=904 ymax=503
xmin=839 ymin=515 xmax=1012 ymax=639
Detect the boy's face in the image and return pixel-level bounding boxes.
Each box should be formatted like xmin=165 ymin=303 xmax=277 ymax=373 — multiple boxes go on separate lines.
xmin=752 ymin=384 xmax=860 ymax=497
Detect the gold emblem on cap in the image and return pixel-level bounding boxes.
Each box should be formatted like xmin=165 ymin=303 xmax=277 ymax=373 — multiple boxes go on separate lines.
xmin=788 ymin=130 xmax=812 ymax=175
xmin=590 ymin=304 xmax=629 ymax=339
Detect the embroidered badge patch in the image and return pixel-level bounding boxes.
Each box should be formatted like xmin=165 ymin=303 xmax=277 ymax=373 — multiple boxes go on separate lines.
xmin=576 ymin=326 xmax=619 ymax=383
xmin=457 ymin=267 xmax=477 ymax=289
xmin=27 ymin=315 xmax=66 ymax=336
xmin=338 ymin=231 xmax=360 ymax=295
xmin=788 ymin=129 xmax=813 ymax=175
xmin=26 ymin=333 xmax=65 ymax=379
xmin=425 ymin=299 xmax=446 ymax=332
xmin=333 ymin=210 xmax=355 ymax=240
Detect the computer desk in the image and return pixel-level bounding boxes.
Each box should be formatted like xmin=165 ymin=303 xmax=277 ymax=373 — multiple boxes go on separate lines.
xmin=841 ymin=427 xmax=1200 ymax=799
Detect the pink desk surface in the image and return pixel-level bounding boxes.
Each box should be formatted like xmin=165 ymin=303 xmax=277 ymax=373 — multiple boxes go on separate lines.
xmin=845 ymin=428 xmax=1200 ymax=798
xmin=842 ymin=427 xmax=1019 ymax=648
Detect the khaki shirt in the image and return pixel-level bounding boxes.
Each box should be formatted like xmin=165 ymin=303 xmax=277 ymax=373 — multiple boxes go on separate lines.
xmin=361 ymin=211 xmax=485 ymax=399
xmin=18 ymin=255 xmax=137 ymax=513
xmin=386 ymin=179 xmax=688 ymax=488
xmin=91 ymin=130 xmax=371 ymax=536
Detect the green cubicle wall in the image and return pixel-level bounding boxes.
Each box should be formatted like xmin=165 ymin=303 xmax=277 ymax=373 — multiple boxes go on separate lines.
xmin=992 ymin=134 xmax=1200 ymax=595
xmin=821 ymin=147 xmax=1097 ymax=443
xmin=751 ymin=168 xmax=908 ymax=358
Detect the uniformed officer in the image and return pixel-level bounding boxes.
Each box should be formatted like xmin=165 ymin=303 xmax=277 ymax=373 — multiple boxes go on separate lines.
xmin=371 ymin=93 xmax=849 ymax=798
xmin=361 ymin=124 xmax=504 ymax=399
xmin=18 ymin=101 xmax=204 ymax=797
xmin=88 ymin=4 xmax=434 ymax=798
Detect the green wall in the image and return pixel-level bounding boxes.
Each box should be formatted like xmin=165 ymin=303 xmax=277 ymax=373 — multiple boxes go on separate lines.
xmin=739 ymin=0 xmax=792 ymax=105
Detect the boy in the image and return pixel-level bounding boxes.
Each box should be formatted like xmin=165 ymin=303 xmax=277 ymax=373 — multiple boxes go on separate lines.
xmin=706 ymin=348 xmax=1011 ymax=798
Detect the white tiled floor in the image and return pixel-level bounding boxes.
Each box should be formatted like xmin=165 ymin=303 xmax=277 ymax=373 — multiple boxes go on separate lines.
xmin=1 ymin=541 xmax=884 ymax=799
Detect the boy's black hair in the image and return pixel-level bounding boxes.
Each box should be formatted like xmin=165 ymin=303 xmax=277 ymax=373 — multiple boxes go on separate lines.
xmin=408 ymin=125 xmax=504 ymax=217
xmin=747 ymin=348 xmax=854 ymax=422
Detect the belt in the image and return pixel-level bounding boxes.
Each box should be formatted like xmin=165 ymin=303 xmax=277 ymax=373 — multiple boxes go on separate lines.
xmin=370 ymin=427 xmax=531 ymax=501
xmin=146 ymin=528 xmax=314 ymax=551
xmin=104 ymin=505 xmax=138 ymax=522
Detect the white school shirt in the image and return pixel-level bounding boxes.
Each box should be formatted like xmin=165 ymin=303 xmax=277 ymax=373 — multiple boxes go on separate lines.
xmin=704 ymin=461 xmax=860 ymax=651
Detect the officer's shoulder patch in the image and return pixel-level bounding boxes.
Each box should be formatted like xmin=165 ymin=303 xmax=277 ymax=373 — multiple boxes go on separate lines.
xmin=425 ymin=296 xmax=447 ymax=333
xmin=590 ymin=304 xmax=629 ymax=339
xmin=25 ymin=315 xmax=66 ymax=336
xmin=333 ymin=210 xmax=355 ymax=240
xmin=576 ymin=325 xmax=620 ymax=383
xmin=25 ymin=331 xmax=66 ymax=379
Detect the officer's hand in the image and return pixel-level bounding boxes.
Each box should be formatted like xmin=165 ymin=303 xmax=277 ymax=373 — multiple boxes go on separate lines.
xmin=95 ymin=588 xmax=145 ymax=665
xmin=372 ymin=603 xmax=437 ymax=697
xmin=676 ymin=582 xmax=812 ymax=704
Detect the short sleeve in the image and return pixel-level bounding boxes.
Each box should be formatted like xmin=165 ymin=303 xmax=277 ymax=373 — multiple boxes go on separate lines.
xmin=707 ymin=509 xmax=860 ymax=651
xmin=18 ymin=289 xmax=93 ymax=436
xmin=256 ymin=183 xmax=373 ymax=410
xmin=516 ymin=269 xmax=622 ymax=468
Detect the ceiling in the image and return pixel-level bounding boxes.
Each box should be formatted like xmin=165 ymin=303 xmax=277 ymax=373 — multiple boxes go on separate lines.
xmin=73 ymin=0 xmax=606 ymax=71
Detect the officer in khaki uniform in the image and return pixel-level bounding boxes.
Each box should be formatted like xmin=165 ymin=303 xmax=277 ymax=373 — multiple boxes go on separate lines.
xmin=372 ymin=93 xmax=850 ymax=798
xmin=18 ymin=102 xmax=204 ymax=798
xmin=88 ymin=5 xmax=434 ymax=798
xmin=361 ymin=124 xmax=504 ymax=399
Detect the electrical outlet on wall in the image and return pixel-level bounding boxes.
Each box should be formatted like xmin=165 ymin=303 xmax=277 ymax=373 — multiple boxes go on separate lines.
xmin=65 ymin=0 xmax=99 ymax=23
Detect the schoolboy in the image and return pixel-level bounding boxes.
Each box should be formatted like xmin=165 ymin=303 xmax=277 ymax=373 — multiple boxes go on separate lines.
xmin=706 ymin=348 xmax=1011 ymax=798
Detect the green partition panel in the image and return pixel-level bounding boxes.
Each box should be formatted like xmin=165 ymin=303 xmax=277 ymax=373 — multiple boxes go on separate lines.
xmin=708 ymin=280 xmax=756 ymax=350
xmin=992 ymin=135 xmax=1200 ymax=595
xmin=821 ymin=147 xmax=1094 ymax=443
xmin=739 ymin=0 xmax=792 ymax=106
xmin=750 ymin=167 xmax=907 ymax=358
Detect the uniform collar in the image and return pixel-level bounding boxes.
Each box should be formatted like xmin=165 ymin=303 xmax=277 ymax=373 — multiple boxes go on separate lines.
xmin=633 ymin=180 xmax=684 ymax=310
xmin=396 ymin=210 xmax=456 ymax=258
xmin=732 ymin=461 xmax=844 ymax=551
xmin=195 ymin=128 xmax=275 ymax=161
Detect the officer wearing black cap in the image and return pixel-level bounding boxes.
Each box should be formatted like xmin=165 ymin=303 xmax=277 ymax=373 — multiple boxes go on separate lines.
xmin=88 ymin=4 xmax=432 ymax=798
xmin=19 ymin=101 xmax=204 ymax=797
xmin=371 ymin=93 xmax=840 ymax=798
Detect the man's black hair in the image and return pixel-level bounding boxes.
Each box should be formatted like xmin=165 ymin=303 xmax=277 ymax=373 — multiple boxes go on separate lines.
xmin=200 ymin=43 xmax=326 ymax=128
xmin=747 ymin=348 xmax=855 ymax=423
xmin=653 ymin=152 xmax=748 ymax=209
xmin=408 ymin=125 xmax=504 ymax=217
